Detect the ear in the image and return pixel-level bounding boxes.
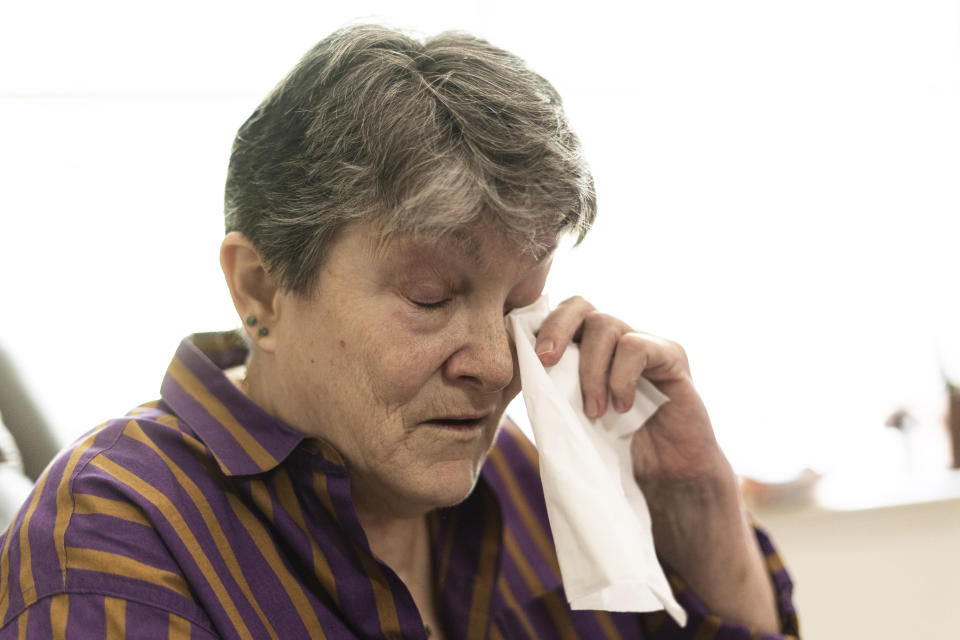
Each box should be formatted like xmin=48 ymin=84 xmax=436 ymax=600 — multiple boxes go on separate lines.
xmin=220 ymin=231 xmax=281 ymax=352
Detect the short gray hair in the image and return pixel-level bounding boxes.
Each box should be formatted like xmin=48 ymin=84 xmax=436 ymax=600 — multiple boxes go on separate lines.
xmin=224 ymin=24 xmax=596 ymax=295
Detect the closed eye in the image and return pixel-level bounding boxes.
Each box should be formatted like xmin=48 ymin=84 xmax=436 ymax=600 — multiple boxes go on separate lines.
xmin=411 ymin=298 xmax=451 ymax=310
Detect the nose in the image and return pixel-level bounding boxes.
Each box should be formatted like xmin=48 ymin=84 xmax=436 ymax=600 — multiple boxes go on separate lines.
xmin=443 ymin=311 xmax=515 ymax=393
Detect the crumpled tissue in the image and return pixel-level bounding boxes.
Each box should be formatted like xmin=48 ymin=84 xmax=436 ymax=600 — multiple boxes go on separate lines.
xmin=505 ymin=296 xmax=687 ymax=626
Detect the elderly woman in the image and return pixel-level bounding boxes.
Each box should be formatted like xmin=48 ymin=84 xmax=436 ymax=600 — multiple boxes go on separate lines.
xmin=0 ymin=26 xmax=797 ymax=639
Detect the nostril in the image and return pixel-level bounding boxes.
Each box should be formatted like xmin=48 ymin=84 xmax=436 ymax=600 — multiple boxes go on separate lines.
xmin=444 ymin=347 xmax=514 ymax=393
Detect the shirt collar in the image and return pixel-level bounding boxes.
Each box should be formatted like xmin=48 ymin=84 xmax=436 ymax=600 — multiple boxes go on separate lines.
xmin=160 ymin=330 xmax=343 ymax=476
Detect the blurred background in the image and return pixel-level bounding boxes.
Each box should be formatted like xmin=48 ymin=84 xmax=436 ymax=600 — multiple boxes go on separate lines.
xmin=2 ymin=1 xmax=959 ymax=636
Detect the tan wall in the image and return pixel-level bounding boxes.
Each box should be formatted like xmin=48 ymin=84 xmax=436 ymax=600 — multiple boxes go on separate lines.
xmin=755 ymin=496 xmax=960 ymax=639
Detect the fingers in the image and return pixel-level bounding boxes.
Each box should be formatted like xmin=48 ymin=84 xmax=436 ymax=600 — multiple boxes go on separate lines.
xmin=578 ymin=311 xmax=631 ymax=418
xmin=607 ymin=332 xmax=687 ymax=413
xmin=534 ymin=296 xmax=595 ymax=367
xmin=536 ymin=296 xmax=691 ymax=419
xmin=606 ymin=333 xmax=648 ymax=414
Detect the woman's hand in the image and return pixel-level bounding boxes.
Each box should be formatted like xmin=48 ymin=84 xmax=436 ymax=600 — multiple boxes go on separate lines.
xmin=532 ymin=295 xmax=728 ymax=487
xmin=534 ymin=296 xmax=781 ymax=633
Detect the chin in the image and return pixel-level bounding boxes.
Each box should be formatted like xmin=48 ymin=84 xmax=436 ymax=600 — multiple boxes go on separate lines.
xmin=416 ymin=458 xmax=484 ymax=510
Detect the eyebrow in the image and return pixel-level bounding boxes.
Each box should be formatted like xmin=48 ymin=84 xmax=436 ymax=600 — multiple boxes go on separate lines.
xmin=383 ymin=229 xmax=558 ymax=273
xmin=449 ymin=231 xmax=483 ymax=265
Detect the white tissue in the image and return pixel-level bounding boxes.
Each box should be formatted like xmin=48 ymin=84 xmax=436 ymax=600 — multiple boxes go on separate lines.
xmin=505 ymin=296 xmax=688 ymax=626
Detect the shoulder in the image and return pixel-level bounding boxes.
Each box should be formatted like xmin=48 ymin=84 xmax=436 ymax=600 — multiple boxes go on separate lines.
xmin=0 ymin=402 xmax=215 ymax=629
xmin=0 ymin=593 xmax=218 ymax=639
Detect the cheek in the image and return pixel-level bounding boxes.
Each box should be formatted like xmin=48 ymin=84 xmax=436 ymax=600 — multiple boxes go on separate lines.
xmin=355 ymin=318 xmax=452 ymax=410
xmin=502 ymin=339 xmax=522 ymax=401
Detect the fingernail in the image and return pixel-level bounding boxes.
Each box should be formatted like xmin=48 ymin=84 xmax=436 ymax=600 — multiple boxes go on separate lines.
xmin=536 ymin=341 xmax=554 ymax=359
xmin=613 ymin=398 xmax=625 ymax=413
xmin=585 ymin=397 xmax=598 ymax=419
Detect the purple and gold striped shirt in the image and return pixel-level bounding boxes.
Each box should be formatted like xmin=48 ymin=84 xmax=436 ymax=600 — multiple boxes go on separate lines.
xmin=0 ymin=332 xmax=799 ymax=639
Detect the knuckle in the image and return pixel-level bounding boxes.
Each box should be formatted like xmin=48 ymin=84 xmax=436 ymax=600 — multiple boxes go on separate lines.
xmin=618 ymin=331 xmax=648 ymax=353
xmin=579 ymin=350 xmax=608 ymax=376
xmin=563 ymin=295 xmax=595 ymax=311
xmin=579 ymin=351 xmax=607 ymax=377
xmin=669 ymin=340 xmax=689 ymax=364
xmin=582 ymin=311 xmax=601 ymax=331
xmin=583 ymin=311 xmax=617 ymax=335
xmin=611 ymin=375 xmax=637 ymax=399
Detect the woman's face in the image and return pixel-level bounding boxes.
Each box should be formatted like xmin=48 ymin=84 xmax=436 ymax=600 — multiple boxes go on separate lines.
xmin=269 ymin=221 xmax=553 ymax=519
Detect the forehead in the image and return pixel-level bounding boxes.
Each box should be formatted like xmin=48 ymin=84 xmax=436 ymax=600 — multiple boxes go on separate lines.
xmin=373 ymin=224 xmax=557 ymax=269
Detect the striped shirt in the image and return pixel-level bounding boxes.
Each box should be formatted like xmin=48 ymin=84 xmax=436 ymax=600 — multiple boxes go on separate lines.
xmin=0 ymin=331 xmax=799 ymax=639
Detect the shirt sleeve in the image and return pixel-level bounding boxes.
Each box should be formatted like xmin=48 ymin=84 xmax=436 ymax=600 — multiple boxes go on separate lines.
xmin=0 ymin=593 xmax=220 ymax=639
xmin=641 ymin=525 xmax=800 ymax=640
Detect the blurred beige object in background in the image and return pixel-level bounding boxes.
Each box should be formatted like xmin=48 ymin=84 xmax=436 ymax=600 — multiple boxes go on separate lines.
xmin=741 ymin=469 xmax=822 ymax=511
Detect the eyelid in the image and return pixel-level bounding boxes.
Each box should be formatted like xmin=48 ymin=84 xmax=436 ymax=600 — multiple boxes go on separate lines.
xmin=409 ymin=297 xmax=451 ymax=310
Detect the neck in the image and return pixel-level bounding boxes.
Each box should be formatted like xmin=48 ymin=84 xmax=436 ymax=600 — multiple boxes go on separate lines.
xmin=359 ymin=509 xmax=443 ymax=638
xmin=356 ymin=508 xmax=431 ymax=580
xmin=238 ymin=351 xmax=277 ymax=416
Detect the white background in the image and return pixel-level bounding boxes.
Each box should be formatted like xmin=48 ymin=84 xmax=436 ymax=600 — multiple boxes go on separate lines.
xmin=2 ymin=0 xmax=959 ymax=481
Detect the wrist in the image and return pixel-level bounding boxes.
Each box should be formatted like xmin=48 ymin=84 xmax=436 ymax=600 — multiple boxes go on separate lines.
xmin=641 ymin=462 xmax=746 ymax=559
xmin=640 ymin=465 xmax=780 ymax=633
xmin=637 ymin=454 xmax=739 ymax=516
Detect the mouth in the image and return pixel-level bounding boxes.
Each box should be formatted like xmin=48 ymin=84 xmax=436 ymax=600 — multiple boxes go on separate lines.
xmin=420 ymin=412 xmax=491 ymax=437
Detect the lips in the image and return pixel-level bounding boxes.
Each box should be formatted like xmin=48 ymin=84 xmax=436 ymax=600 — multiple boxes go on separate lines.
xmin=428 ymin=418 xmax=484 ymax=428
xmin=419 ymin=411 xmax=492 ymax=431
